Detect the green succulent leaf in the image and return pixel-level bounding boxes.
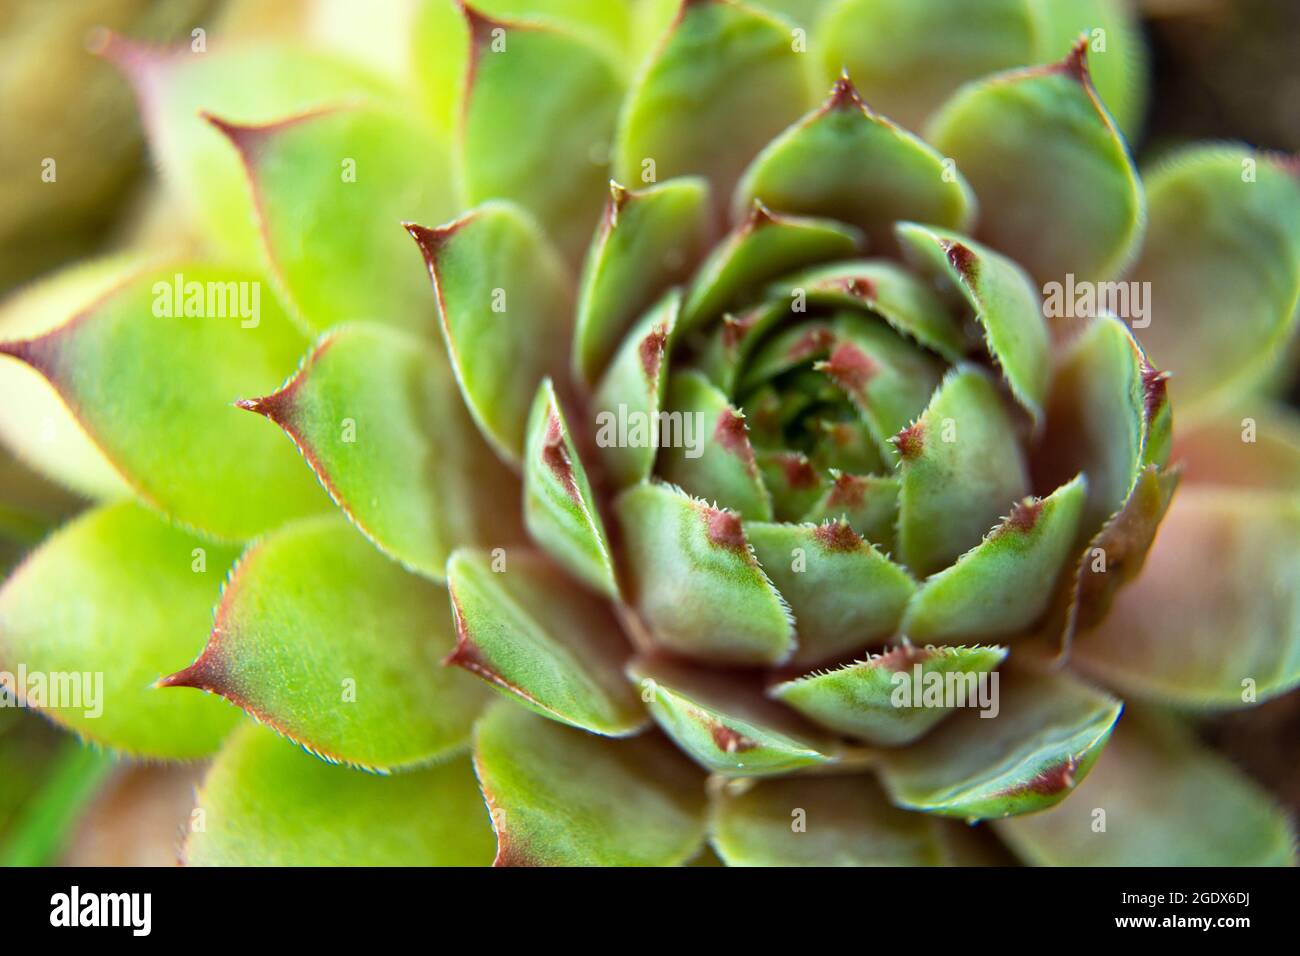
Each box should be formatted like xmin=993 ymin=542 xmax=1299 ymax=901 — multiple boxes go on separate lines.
xmin=615 ymin=481 xmax=795 ymax=665
xmin=630 ymin=656 xmax=835 ymax=777
xmin=0 ymin=502 xmax=240 ymax=757
xmin=0 ymin=735 xmax=115 ymax=868
xmin=927 ymin=40 xmax=1144 ymax=286
xmin=746 ymin=519 xmax=916 ymax=667
xmin=1127 ymin=146 xmax=1300 ymax=415
xmin=879 ymin=666 xmax=1122 ymax=820
xmin=772 ymin=645 xmax=1008 ymax=746
xmin=995 ymin=711 xmax=1295 ymax=866
xmin=97 ymin=34 xmax=392 ymax=262
xmin=754 ymin=450 xmax=828 ymax=522
xmin=0 ymin=264 xmax=328 ymax=540
xmin=711 ymin=773 xmax=946 ymax=866
xmin=614 ymin=0 xmax=811 ymax=211
xmin=446 ymin=549 xmax=644 ymax=736
xmin=768 ymin=259 xmax=967 ymax=360
xmin=657 ymin=371 xmax=772 ymax=521
xmin=458 ymin=6 xmax=625 ymax=263
xmin=736 ymin=74 xmax=975 ymax=255
xmin=895 ymin=367 xmax=1030 ymax=578
xmin=186 ymin=724 xmax=495 ymax=866
xmin=474 ymin=702 xmax=706 ymax=866
xmin=162 ymin=517 xmax=488 ymax=771
xmin=815 ymin=0 xmax=1035 ymax=134
xmin=208 ymin=105 xmax=457 ymax=335
xmin=897 ymin=222 xmax=1051 ymax=421
xmin=407 ymin=201 xmax=573 ymax=464
xmin=239 ymin=322 xmax=523 ymax=581
xmin=523 ymin=379 xmax=619 ymax=596
xmin=901 ymin=474 xmax=1087 ymax=643
xmin=800 ymin=472 xmax=899 ymax=552
xmin=0 ymin=255 xmax=142 ymax=500
xmin=681 ymin=204 xmax=862 ymax=335
xmin=1073 ymin=488 xmax=1300 ymax=706
xmin=574 ymin=178 xmax=712 ymax=385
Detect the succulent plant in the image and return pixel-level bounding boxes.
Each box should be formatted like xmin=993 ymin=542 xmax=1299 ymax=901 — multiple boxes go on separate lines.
xmin=1 ymin=0 xmax=1298 ymax=867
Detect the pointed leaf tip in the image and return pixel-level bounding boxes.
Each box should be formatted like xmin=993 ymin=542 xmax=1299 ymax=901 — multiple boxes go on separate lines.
xmin=1057 ymin=35 xmax=1092 ymax=86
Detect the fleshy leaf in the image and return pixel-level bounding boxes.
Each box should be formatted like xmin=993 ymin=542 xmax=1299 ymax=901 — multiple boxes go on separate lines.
xmin=162 ymin=517 xmax=487 ymax=771
xmin=754 ymin=450 xmax=826 ymax=524
xmin=523 ymin=379 xmax=619 ymax=596
xmin=895 ymin=368 xmax=1030 ymax=578
xmin=0 ymin=502 xmax=240 ymax=757
xmin=927 ymin=40 xmax=1144 ymax=286
xmin=901 ymin=474 xmax=1088 ymax=643
xmin=736 ymin=74 xmax=976 ymax=255
xmin=458 ymin=6 xmax=625 ymax=263
xmin=186 ymin=725 xmax=495 ymax=866
xmin=1126 ymin=146 xmax=1300 ymax=414
xmin=657 ymin=371 xmax=772 ymax=521
xmin=208 ymin=105 xmax=457 ymax=335
xmin=711 ymin=774 xmax=946 ymax=866
xmin=0 ymin=255 xmax=141 ymax=500
xmin=0 ymin=264 xmax=328 ymax=540
xmin=1072 ymin=488 xmax=1300 ymax=706
xmin=630 ymin=657 xmax=835 ymax=777
xmin=897 ymin=222 xmax=1051 ymax=421
xmin=446 ymin=549 xmax=644 ymax=736
xmin=879 ymin=666 xmax=1122 ymax=820
xmin=615 ymin=481 xmax=795 ymax=665
xmin=407 ymin=201 xmax=573 ymax=464
xmin=746 ymin=519 xmax=916 ymax=667
xmin=772 ymin=645 xmax=1008 ymax=746
xmin=573 ymin=177 xmax=712 ymax=384
xmin=814 ymin=0 xmax=1035 ymax=133
xmin=681 ymin=204 xmax=862 ymax=335
xmin=238 ymin=322 xmax=523 ymax=581
xmin=474 ymin=702 xmax=706 ymax=866
xmin=97 ymin=34 xmax=391 ymax=261
xmin=801 ymin=472 xmax=899 ymax=552
xmin=614 ymin=0 xmax=811 ymax=212
xmin=995 ymin=710 xmax=1295 ymax=866
xmin=768 ymin=259 xmax=968 ymax=360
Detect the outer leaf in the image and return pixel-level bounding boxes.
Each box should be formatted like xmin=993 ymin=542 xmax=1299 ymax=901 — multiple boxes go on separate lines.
xmin=446 ymin=549 xmax=644 ymax=736
xmin=630 ymin=656 xmax=836 ymax=777
xmin=901 ymin=474 xmax=1088 ymax=643
xmin=1126 ymin=146 xmax=1300 ymax=414
xmin=474 ymin=702 xmax=706 ymax=866
xmin=927 ymin=40 xmax=1144 ymax=286
xmin=1072 ymin=488 xmax=1300 ymax=706
xmin=614 ymin=0 xmax=811 ymax=211
xmin=97 ymin=34 xmax=391 ymax=261
xmin=459 ymin=6 xmax=625 ymax=262
xmin=591 ymin=292 xmax=679 ymax=488
xmin=0 ymin=255 xmax=141 ymax=500
xmin=894 ymin=368 xmax=1030 ymax=578
xmin=615 ymin=481 xmax=795 ymax=665
xmin=879 ymin=666 xmax=1122 ymax=820
xmin=208 ymin=105 xmax=457 ymax=335
xmin=681 ymin=203 xmax=861 ymax=334
xmin=0 ymin=264 xmax=330 ymax=540
xmin=711 ymin=774 xmax=946 ymax=866
xmin=736 ymin=74 xmax=975 ymax=255
xmin=897 ymin=222 xmax=1051 ymax=421
xmin=238 ymin=323 xmax=523 ymax=581
xmin=186 ymin=725 xmax=495 ymax=866
xmin=996 ymin=711 xmax=1295 ymax=866
xmin=746 ymin=519 xmax=916 ymax=667
xmin=657 ymin=371 xmax=772 ymax=521
xmin=772 ymin=645 xmax=1008 ymax=746
xmin=815 ymin=0 xmax=1035 ymax=133
xmin=573 ymin=177 xmax=712 ymax=384
xmin=162 ymin=517 xmax=488 ymax=771
xmin=407 ymin=201 xmax=573 ymax=464
xmin=523 ymin=379 xmax=618 ymax=596
xmin=0 ymin=503 xmax=240 ymax=757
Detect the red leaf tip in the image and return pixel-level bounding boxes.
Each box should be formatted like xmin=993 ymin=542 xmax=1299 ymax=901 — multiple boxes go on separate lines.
xmin=826 ymin=71 xmax=867 ymax=112
xmin=817 ymin=341 xmax=877 ymax=394
xmin=709 ymin=722 xmax=757 ymax=754
xmin=704 ymin=507 xmax=746 ymax=552
xmin=743 ymin=199 xmax=777 ymax=232
xmin=940 ymin=239 xmax=979 ymax=282
xmin=1004 ymin=496 xmax=1044 ymax=533
xmin=1057 ymin=36 xmax=1092 ymax=86
xmin=1140 ymin=362 xmax=1170 ymax=422
xmin=813 ymin=520 xmax=861 ymax=552
xmin=542 ymin=411 xmax=582 ymax=505
xmin=712 ymin=409 xmax=754 ymax=464
xmin=828 ymin=472 xmax=867 ymax=508
xmin=890 ymin=422 xmax=925 ymax=461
